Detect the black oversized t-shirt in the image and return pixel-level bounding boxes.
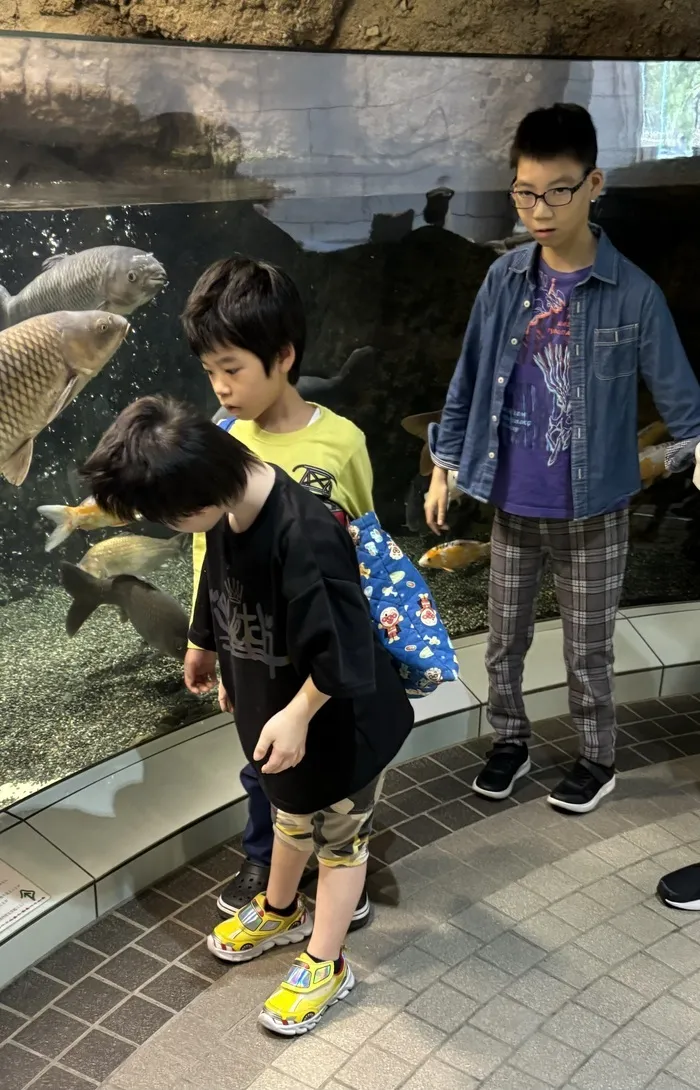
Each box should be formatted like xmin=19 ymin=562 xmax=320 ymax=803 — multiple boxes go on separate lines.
xmin=189 ymin=467 xmax=414 ymax=813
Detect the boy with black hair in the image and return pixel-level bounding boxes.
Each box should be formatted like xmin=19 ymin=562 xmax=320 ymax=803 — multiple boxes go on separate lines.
xmin=181 ymin=257 xmax=374 ymax=926
xmin=426 ymin=102 xmax=700 ymax=814
xmin=82 ymin=396 xmax=414 ymax=1034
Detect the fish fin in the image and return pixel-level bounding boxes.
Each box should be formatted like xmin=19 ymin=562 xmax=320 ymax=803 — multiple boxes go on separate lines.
xmin=66 ymin=600 xmax=99 ymax=637
xmin=173 ymin=533 xmax=189 ymax=554
xmin=401 ymin=410 xmax=443 ymax=439
xmin=419 ymin=443 xmax=434 ymax=476
xmin=47 ymin=377 xmax=81 ymax=424
xmin=0 ymin=284 xmax=11 ymax=329
xmin=41 ymin=253 xmax=70 ymax=272
xmin=118 ymin=607 xmax=129 ymax=623
xmin=2 ymin=439 xmax=34 ymax=486
xmin=59 ymin=561 xmax=105 ymax=636
xmin=36 ymin=505 xmax=73 ymax=551
xmin=337 ymin=345 xmax=375 ymax=382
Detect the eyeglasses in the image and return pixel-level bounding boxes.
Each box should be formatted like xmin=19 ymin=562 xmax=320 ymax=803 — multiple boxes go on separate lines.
xmin=509 ymin=169 xmax=592 ymax=210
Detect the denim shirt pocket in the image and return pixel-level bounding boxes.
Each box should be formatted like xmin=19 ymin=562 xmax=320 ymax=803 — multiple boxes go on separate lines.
xmin=593 ymin=323 xmax=639 ymax=380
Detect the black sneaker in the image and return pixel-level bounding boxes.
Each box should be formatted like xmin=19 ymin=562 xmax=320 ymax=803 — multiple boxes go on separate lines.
xmin=658 ymin=864 xmax=700 ymax=910
xmin=217 ymin=859 xmax=270 ymax=917
xmin=472 ymin=742 xmax=531 ymax=799
xmin=547 ymin=759 xmax=615 ymax=814
xmin=349 ymin=888 xmax=372 ymax=932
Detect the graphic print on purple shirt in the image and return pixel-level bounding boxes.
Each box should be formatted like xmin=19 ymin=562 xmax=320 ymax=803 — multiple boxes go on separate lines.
xmin=490 ymin=259 xmax=591 ymax=518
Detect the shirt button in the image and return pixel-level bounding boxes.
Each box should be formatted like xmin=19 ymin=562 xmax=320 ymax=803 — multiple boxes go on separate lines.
xmin=488 ymin=451 xmax=495 ymax=459
xmin=523 ymin=300 xmax=531 ymax=308
xmin=497 ymin=376 xmax=504 ymax=384
xmin=511 ymin=337 xmax=518 ymax=345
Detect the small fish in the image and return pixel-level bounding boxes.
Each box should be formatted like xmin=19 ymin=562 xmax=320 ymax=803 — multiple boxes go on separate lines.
xmin=297 ymin=346 xmax=375 ymax=408
xmin=0 ymin=311 xmax=129 ymax=486
xmin=637 ymin=421 xmax=668 ymax=450
xmin=37 ymin=497 xmax=129 ymax=552
xmin=79 ymin=533 xmax=188 ymax=579
xmin=0 ymin=246 xmax=167 ymax=328
xmin=419 ymin=539 xmax=491 ymax=573
xmin=60 ymin=561 xmax=188 ymax=660
xmin=639 ymin=443 xmax=671 ymax=488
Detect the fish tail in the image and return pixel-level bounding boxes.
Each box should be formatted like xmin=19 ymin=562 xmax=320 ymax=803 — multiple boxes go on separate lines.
xmin=59 ymin=561 xmax=107 ymax=636
xmin=37 ymin=504 xmax=74 ymax=552
xmin=338 ymin=345 xmax=375 ymax=381
xmin=173 ymin=533 xmax=190 ymax=554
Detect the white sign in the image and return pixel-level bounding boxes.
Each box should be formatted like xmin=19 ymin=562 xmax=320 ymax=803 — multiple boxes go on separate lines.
xmin=0 ymin=862 xmax=49 ymax=935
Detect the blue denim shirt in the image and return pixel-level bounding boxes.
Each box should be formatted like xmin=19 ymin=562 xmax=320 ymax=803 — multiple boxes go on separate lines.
xmin=429 ymin=227 xmax=700 ymax=520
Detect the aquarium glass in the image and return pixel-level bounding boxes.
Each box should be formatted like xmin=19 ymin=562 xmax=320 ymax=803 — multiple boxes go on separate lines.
xmin=1 ymin=37 xmax=699 ymax=806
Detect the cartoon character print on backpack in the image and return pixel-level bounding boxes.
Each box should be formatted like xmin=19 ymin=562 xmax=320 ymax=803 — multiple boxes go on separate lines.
xmin=379 ymin=605 xmax=402 ymax=643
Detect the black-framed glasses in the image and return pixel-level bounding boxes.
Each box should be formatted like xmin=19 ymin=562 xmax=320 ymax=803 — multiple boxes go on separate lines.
xmin=509 ymin=168 xmax=593 ymax=210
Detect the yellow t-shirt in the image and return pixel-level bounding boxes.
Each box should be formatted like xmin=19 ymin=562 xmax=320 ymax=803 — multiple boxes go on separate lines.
xmin=189 ymin=404 xmax=373 ymax=646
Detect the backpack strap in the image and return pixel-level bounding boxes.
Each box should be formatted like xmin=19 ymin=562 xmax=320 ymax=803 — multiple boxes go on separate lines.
xmin=216 ymin=416 xmax=237 ymax=431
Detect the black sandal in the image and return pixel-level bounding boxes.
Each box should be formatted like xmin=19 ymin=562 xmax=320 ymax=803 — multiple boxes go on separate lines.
xmin=216 ymin=859 xmax=271 ymax=916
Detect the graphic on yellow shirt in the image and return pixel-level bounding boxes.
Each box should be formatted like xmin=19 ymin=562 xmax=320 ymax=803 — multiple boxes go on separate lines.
xmin=189 ymin=405 xmax=374 ymax=647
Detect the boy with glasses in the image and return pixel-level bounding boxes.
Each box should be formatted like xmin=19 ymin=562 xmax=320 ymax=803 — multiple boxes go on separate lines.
xmin=425 ymin=103 xmax=700 ymax=814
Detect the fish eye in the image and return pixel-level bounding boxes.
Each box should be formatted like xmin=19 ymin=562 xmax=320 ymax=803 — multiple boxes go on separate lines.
xmin=127 ymin=271 xmax=137 ymax=283
xmin=98 ymin=320 xmax=108 ymax=333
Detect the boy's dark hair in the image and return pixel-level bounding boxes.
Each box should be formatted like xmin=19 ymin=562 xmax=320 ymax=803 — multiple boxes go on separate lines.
xmin=510 ymin=103 xmax=598 ymax=172
xmin=82 ymin=395 xmax=260 ymax=525
xmin=181 ymin=256 xmax=306 ymax=385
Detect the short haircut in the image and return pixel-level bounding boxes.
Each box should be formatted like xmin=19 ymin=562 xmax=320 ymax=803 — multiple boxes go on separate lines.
xmin=181 ymin=256 xmax=306 ymax=384
xmin=82 ymin=395 xmax=260 ymax=524
xmin=510 ymin=103 xmax=598 ymax=172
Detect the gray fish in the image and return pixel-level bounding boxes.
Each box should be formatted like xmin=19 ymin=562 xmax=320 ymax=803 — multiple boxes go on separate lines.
xmin=0 ymin=311 xmax=129 ymax=486
xmin=297 ymin=346 xmax=375 ymax=408
xmin=60 ymin=561 xmax=188 ymax=660
xmin=0 ymin=245 xmax=167 ymax=327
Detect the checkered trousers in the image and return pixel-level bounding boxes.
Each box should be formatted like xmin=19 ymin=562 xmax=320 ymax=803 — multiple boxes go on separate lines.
xmin=485 ymin=509 xmax=629 ymax=767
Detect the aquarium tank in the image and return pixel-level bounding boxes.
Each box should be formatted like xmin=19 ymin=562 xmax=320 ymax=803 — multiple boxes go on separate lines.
xmin=1 ymin=36 xmax=699 ymax=809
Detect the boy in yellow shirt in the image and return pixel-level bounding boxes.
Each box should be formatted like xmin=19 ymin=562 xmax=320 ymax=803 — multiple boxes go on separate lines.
xmin=181 ymin=256 xmax=374 ymax=927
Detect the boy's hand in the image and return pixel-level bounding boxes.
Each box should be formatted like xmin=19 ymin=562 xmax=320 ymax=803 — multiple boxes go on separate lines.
xmin=184 ymin=648 xmax=218 ymax=694
xmin=424 ymin=465 xmax=449 ymax=535
xmin=218 ymin=680 xmax=233 ymax=714
xmin=254 ymin=707 xmax=309 ymax=774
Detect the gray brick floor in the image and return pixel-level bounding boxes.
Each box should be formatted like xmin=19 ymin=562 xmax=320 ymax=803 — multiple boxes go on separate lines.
xmin=4 ymin=697 xmax=700 ymax=1088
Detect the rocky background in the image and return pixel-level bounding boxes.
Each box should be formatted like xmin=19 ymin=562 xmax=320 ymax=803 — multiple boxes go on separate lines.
xmin=0 ymin=0 xmax=698 ymax=58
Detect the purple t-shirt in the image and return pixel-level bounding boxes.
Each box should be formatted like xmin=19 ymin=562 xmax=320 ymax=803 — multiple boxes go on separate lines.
xmin=490 ymin=259 xmax=590 ymax=519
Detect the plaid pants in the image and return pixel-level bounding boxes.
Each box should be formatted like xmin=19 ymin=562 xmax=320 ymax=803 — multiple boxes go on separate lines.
xmin=485 ymin=509 xmax=629 ymax=767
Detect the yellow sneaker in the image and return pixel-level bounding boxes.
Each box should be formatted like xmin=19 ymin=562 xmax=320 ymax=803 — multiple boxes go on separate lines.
xmin=207 ymin=893 xmax=313 ymax=963
xmin=258 ymin=951 xmax=356 ymax=1036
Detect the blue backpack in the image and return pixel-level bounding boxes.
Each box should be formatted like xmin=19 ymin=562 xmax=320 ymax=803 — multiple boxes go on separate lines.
xmin=216 ymin=417 xmax=459 ymax=696
xmin=348 ymin=512 xmax=459 ymax=696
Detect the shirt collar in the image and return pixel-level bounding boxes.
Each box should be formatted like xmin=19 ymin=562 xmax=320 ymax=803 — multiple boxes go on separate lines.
xmin=509 ymin=224 xmax=618 ymax=286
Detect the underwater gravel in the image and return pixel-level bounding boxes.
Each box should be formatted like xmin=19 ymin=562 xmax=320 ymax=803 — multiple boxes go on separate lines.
xmin=2 ymin=526 xmax=699 ymax=809
xmin=0 ymin=558 xmax=215 ymax=809
xmin=395 ymin=526 xmax=700 ymax=639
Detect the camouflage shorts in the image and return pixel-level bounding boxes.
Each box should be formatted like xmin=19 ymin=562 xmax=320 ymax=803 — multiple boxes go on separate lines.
xmin=273 ymin=775 xmax=384 ymax=868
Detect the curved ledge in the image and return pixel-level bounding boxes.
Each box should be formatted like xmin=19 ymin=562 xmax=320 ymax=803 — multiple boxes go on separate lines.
xmin=0 ymin=601 xmax=699 ymax=988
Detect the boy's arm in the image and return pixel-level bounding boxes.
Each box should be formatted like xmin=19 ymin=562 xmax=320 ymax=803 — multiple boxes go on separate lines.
xmin=187 ymin=552 xmax=217 ymax=653
xmin=254 ymin=675 xmax=330 ymax=773
xmin=344 ymin=437 xmax=374 ymax=517
xmin=639 ymin=283 xmax=700 ymax=439
xmin=431 ymin=272 xmax=493 ymax=471
xmin=187 ymin=531 xmax=210 ymax=651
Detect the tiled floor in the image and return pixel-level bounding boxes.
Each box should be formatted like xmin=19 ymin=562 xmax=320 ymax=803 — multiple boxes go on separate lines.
xmin=3 ymin=695 xmax=700 ymax=1089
